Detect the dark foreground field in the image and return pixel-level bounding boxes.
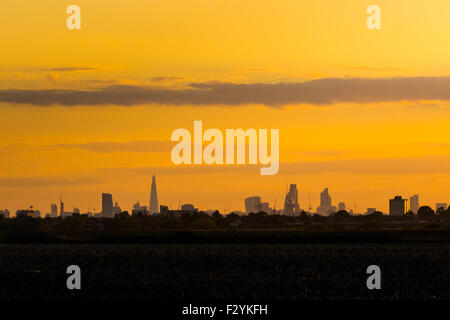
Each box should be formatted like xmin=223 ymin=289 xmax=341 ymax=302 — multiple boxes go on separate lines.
xmin=0 ymin=243 xmax=449 ymax=300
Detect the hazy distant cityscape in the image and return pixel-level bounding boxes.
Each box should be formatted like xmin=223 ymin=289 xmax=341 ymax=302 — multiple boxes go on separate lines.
xmin=0 ymin=174 xmax=448 ymax=220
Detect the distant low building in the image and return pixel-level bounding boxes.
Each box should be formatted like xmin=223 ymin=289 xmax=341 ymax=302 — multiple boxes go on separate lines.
xmin=160 ymin=204 xmax=204 ymax=217
xmin=62 ymin=211 xmax=76 ymax=218
xmin=112 ymin=201 xmax=122 ymax=216
xmin=16 ymin=209 xmax=41 ymax=218
xmin=160 ymin=205 xmax=170 ymax=214
xmin=181 ymin=204 xmax=199 ymax=212
xmin=244 ymin=196 xmax=271 ymax=214
xmin=365 ymin=208 xmax=377 ymax=215
xmin=132 ymin=201 xmax=148 ymax=215
xmin=436 ymin=203 xmax=448 ymax=213
xmin=0 ymin=209 xmax=10 ymax=218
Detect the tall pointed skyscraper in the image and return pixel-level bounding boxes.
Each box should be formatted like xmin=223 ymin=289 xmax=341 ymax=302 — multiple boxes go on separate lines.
xmin=149 ymin=174 xmax=159 ymax=214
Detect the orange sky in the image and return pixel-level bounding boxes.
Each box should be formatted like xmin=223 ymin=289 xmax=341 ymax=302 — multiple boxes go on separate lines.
xmin=0 ymin=0 xmax=449 ymax=215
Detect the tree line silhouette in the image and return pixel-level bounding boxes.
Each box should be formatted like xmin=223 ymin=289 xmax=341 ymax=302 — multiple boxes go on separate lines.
xmin=1 ymin=205 xmax=449 ymax=233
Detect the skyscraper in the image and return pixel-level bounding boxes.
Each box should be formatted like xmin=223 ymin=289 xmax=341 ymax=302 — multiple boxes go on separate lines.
xmin=102 ymin=193 xmax=113 ymax=218
xmin=316 ymin=188 xmax=336 ymax=215
xmin=320 ymin=188 xmax=332 ymax=207
xmin=284 ymin=184 xmax=300 ymax=216
xmin=410 ymin=194 xmax=419 ymax=214
xmin=389 ymin=196 xmax=406 ymax=216
xmin=149 ymin=174 xmax=159 ymax=214
xmin=51 ymin=203 xmax=58 ymax=217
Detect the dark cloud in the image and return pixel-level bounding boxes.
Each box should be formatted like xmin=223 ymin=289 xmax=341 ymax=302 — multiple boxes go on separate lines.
xmin=1 ymin=77 xmax=450 ymax=106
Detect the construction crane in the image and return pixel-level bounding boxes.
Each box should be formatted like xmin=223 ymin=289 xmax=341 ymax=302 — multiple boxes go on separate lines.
xmin=58 ymin=192 xmax=64 ymax=217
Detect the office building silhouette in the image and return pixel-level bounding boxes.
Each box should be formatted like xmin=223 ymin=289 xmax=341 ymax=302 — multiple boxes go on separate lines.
xmin=102 ymin=193 xmax=113 ymax=218
xmin=149 ymin=174 xmax=159 ymax=214
xmin=410 ymin=194 xmax=419 ymax=214
xmin=284 ymin=184 xmax=300 ymax=216
xmin=317 ymin=188 xmax=336 ymax=215
xmin=389 ymin=196 xmax=406 ymax=216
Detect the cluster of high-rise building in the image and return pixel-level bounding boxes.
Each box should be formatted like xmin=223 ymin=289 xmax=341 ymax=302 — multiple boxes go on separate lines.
xmin=387 ymin=195 xmax=448 ymax=216
xmin=387 ymin=194 xmax=446 ymax=216
xmin=36 ymin=174 xmax=161 ymax=218
xmin=245 ymin=185 xmax=338 ymax=216
xmin=101 ymin=174 xmax=159 ymax=217
xmin=1 ymin=175 xmax=449 ymax=219
xmin=244 ymin=186 xmax=448 ymax=217
xmin=244 ymin=183 xmax=302 ymax=216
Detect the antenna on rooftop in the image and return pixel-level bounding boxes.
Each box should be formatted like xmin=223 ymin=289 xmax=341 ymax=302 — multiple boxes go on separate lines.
xmin=308 ymin=194 xmax=312 ymax=213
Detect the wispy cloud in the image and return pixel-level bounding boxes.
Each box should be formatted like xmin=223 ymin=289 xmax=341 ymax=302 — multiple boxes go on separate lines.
xmin=0 ymin=140 xmax=172 ymax=154
xmin=151 ymin=76 xmax=184 ymax=82
xmin=1 ymin=77 xmax=450 ymax=107
xmin=0 ymin=177 xmax=103 ymax=187
xmin=50 ymin=67 xmax=99 ymax=72
xmin=65 ymin=140 xmax=172 ymax=153
xmin=99 ymin=156 xmax=450 ymax=175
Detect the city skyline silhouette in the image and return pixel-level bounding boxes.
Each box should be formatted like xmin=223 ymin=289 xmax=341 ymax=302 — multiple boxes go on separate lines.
xmin=0 ymin=1 xmax=448 ymax=222
xmin=1 ymin=174 xmax=448 ymax=219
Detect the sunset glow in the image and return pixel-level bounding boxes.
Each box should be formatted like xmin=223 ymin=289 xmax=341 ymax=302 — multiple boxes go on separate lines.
xmin=1 ymin=0 xmax=449 ymax=214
